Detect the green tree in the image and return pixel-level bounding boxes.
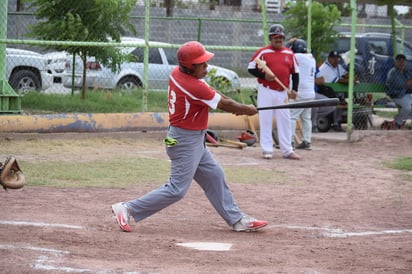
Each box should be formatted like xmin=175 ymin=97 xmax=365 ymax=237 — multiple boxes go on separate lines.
xmin=25 ymin=0 xmax=137 ymax=99
xmin=282 ymin=1 xmax=341 ymax=62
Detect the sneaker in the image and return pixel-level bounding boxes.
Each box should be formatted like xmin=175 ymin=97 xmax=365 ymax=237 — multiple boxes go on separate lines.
xmin=263 ymin=152 xmax=272 ymax=160
xmin=283 ymin=152 xmax=301 ymax=160
xmin=111 ymin=202 xmax=131 ymax=232
xmin=295 ymin=141 xmax=312 ymax=150
xmin=232 ymin=215 xmax=268 ymax=232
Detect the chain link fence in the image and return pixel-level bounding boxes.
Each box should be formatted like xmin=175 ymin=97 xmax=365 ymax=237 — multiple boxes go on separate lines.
xmin=2 ymin=0 xmax=412 ymax=132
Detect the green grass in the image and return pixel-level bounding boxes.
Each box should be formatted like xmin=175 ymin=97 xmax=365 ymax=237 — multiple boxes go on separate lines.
xmin=21 ymin=158 xmax=288 ymax=188
xmin=21 ymin=88 xmax=257 ymax=114
xmin=384 ymin=157 xmax=412 ymax=182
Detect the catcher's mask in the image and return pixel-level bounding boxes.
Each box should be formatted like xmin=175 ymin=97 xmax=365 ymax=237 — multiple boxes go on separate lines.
xmin=237 ymin=130 xmax=257 ymax=146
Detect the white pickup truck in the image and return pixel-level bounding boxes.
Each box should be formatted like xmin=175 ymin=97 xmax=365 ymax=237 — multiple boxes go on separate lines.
xmin=6 ymin=48 xmax=54 ymax=93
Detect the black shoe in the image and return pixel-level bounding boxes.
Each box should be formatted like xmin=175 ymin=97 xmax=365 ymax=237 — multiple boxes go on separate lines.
xmin=312 ymin=126 xmax=318 ymax=133
xmin=295 ymin=141 xmax=312 ymax=150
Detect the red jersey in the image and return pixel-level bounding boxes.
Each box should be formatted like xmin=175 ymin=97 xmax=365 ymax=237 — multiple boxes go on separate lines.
xmin=250 ymin=45 xmax=298 ymax=91
xmin=168 ymin=67 xmax=221 ymax=130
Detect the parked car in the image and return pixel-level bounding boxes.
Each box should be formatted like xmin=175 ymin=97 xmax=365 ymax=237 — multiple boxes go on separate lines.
xmin=6 ymin=48 xmax=54 ymax=93
xmin=330 ymin=32 xmax=412 ymax=84
xmin=44 ymin=51 xmax=69 ymax=84
xmin=62 ymin=37 xmax=241 ymax=91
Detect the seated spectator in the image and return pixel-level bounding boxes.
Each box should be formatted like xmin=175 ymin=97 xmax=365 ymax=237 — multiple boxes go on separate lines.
xmin=385 ymin=54 xmax=412 ymax=129
xmin=315 ymin=51 xmax=349 ymax=132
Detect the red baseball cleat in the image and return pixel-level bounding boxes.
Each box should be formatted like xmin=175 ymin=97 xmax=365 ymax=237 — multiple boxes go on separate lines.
xmin=111 ymin=202 xmax=132 ymax=232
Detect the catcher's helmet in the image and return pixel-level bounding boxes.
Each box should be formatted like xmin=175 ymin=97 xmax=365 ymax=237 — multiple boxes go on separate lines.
xmin=290 ymin=39 xmax=307 ymax=53
xmin=237 ymin=130 xmax=257 ymax=146
xmin=268 ymin=24 xmax=285 ymax=39
xmin=177 ymin=41 xmax=214 ymax=70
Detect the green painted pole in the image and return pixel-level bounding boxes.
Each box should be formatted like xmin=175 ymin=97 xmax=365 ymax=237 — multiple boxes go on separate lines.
xmin=0 ymin=0 xmax=8 ymax=83
xmin=307 ymin=0 xmax=312 ymax=53
xmin=0 ymin=0 xmax=21 ymax=113
xmin=143 ymin=0 xmax=150 ymax=112
xmin=346 ymin=0 xmax=357 ymax=140
xmin=261 ymin=0 xmax=268 ymax=45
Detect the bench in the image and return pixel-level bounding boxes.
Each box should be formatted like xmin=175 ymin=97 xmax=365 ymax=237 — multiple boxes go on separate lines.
xmin=322 ymin=82 xmax=397 ymax=129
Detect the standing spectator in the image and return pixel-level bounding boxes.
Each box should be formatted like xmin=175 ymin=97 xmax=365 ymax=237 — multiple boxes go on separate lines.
xmin=288 ymin=38 xmax=315 ymax=150
xmin=111 ymin=41 xmax=268 ymax=233
xmin=385 ymin=54 xmax=412 ymax=128
xmin=316 ymin=50 xmax=348 ymax=132
xmin=248 ymin=24 xmax=300 ymax=160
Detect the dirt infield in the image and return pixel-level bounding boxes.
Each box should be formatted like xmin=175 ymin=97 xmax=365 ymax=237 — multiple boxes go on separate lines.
xmin=0 ymin=130 xmax=411 ymax=274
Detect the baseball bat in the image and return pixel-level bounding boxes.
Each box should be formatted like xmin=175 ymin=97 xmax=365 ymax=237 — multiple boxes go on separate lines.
xmin=219 ymin=138 xmax=247 ymax=148
xmin=257 ymin=98 xmax=339 ymax=111
xmin=206 ymin=142 xmax=244 ymax=150
xmin=254 ymin=57 xmax=294 ymax=96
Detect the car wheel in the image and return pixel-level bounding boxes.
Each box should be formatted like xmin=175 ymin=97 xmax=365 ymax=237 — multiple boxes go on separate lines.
xmin=9 ymin=69 xmax=41 ymax=94
xmin=116 ymin=76 xmax=141 ymax=90
xmin=317 ymin=116 xmax=332 ymax=132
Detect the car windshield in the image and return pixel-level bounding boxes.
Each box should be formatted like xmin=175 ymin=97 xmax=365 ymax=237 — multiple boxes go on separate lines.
xmin=128 ymin=47 xmax=177 ymax=65
xmin=164 ymin=48 xmax=178 ymax=65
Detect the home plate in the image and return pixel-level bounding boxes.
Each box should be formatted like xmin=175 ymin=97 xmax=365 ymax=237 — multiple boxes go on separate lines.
xmin=176 ymin=242 xmax=232 ymax=251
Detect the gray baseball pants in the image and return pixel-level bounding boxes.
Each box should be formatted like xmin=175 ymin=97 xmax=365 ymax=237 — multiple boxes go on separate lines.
xmin=125 ymin=126 xmax=244 ymax=226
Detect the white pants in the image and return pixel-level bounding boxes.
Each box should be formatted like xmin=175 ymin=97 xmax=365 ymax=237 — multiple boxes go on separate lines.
xmin=290 ymin=96 xmax=315 ymax=144
xmin=257 ymin=84 xmax=293 ymax=157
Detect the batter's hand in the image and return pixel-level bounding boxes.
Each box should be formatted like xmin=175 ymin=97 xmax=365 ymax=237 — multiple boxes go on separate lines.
xmin=242 ymin=104 xmax=258 ymax=116
xmin=233 ymin=104 xmax=257 ymax=116
xmin=288 ymin=90 xmax=297 ymax=100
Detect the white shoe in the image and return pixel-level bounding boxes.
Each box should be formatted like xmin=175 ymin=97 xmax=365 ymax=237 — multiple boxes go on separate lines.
xmin=232 ymin=215 xmax=268 ymax=232
xmin=263 ymin=153 xmax=272 ymax=159
xmin=111 ymin=202 xmax=131 ymax=232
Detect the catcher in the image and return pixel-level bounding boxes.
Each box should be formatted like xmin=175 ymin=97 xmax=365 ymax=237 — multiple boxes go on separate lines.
xmin=0 ymin=156 xmax=25 ymax=190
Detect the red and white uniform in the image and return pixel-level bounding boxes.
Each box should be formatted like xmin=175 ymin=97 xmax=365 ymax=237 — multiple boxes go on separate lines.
xmin=168 ymin=67 xmax=221 ymax=130
xmin=251 ymin=45 xmax=298 ymax=90
xmin=248 ymin=46 xmax=299 ymax=157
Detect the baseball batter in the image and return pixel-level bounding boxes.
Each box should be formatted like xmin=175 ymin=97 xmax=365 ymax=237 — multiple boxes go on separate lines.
xmin=248 ymin=24 xmax=300 ymax=160
xmin=111 ymin=41 xmax=268 ymax=233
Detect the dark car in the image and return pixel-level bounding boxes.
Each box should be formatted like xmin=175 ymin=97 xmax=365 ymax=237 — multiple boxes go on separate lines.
xmin=331 ymin=32 xmax=412 ymax=84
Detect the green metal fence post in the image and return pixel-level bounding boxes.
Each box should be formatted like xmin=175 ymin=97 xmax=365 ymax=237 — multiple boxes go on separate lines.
xmin=0 ymin=0 xmax=22 ymax=113
xmin=346 ymin=0 xmax=358 ymax=140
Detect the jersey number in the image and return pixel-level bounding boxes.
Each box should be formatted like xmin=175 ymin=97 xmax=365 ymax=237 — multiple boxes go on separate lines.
xmin=169 ymin=89 xmax=176 ymax=114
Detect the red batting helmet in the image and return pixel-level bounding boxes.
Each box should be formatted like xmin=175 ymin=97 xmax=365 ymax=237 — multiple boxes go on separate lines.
xmin=237 ymin=130 xmax=257 ymax=146
xmin=177 ymin=41 xmax=214 ymax=69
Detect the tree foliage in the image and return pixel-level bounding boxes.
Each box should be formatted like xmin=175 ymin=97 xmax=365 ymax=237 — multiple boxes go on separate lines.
xmin=282 ymin=1 xmax=341 ymax=62
xmin=25 ymin=0 xmax=137 ymax=99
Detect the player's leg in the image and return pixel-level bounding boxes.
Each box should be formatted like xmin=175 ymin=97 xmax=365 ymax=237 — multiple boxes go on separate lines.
xmin=194 ymin=150 xmax=268 ymax=231
xmin=274 ymin=91 xmax=296 ymax=158
xmin=257 ymin=85 xmax=275 ymax=158
xmin=300 ymin=107 xmax=313 ymax=144
xmin=125 ymin=127 xmax=203 ymax=223
xmin=193 ymin=149 xmax=243 ymax=225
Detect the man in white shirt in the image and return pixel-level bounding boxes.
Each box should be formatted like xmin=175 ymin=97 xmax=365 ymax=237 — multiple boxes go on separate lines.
xmin=316 ymin=51 xmax=348 ymax=132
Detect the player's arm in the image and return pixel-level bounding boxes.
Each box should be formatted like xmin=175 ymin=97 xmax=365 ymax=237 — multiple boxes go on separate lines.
xmin=248 ymin=67 xmax=266 ymax=80
xmin=291 ymin=73 xmax=299 ymax=91
xmin=217 ymin=97 xmax=257 ymax=116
